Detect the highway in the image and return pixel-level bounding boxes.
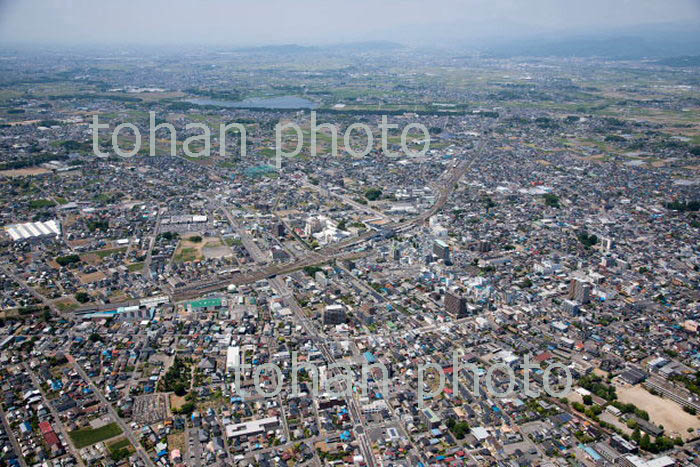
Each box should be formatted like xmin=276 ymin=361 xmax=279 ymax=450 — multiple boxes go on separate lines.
xmin=213 ymin=198 xmax=269 ymax=264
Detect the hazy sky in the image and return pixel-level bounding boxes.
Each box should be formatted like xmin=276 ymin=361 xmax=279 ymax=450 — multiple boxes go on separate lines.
xmin=0 ymin=0 xmax=698 ymax=46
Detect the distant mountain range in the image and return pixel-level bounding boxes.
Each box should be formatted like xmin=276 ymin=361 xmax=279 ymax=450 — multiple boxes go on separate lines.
xmin=232 ymin=41 xmax=404 ymax=54
xmin=227 ymin=25 xmax=699 ymax=60
xmin=477 ymin=23 xmax=700 ymax=59
xmin=654 ymin=55 xmax=700 ymax=67
xmin=6 ymin=24 xmax=697 ymax=62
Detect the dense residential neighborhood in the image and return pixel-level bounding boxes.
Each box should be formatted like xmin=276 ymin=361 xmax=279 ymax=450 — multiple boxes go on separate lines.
xmin=0 ymin=2 xmax=700 ymax=466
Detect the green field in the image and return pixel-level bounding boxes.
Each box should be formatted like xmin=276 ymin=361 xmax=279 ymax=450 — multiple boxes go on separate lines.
xmin=55 ymin=301 xmax=79 ymax=312
xmin=69 ymin=422 xmax=123 ymax=448
xmin=93 ymin=247 xmax=128 ymax=258
xmin=107 ymin=437 xmax=132 ymax=454
xmin=224 ymin=237 xmax=242 ymax=247
xmin=28 ymin=199 xmax=56 ymax=209
xmin=174 ymin=247 xmax=197 ymax=263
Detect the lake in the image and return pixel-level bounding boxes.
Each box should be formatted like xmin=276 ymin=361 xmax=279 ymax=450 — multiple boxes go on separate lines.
xmin=186 ymin=95 xmax=318 ymax=109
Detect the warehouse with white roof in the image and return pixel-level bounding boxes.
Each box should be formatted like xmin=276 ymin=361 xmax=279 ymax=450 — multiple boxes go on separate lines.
xmin=4 ymin=220 xmax=61 ymax=242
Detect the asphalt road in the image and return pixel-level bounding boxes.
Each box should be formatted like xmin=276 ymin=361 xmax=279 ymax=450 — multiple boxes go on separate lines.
xmin=68 ymin=356 xmax=155 ymax=467
xmin=218 ymin=200 xmax=380 ymax=467
xmin=24 ymin=364 xmax=86 ymax=467
xmin=171 ymin=140 xmax=486 ymax=302
xmin=0 ymin=406 xmax=28 ymax=467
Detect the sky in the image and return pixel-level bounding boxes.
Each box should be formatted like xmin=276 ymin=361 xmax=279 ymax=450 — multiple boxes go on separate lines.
xmin=0 ymin=0 xmax=698 ymax=47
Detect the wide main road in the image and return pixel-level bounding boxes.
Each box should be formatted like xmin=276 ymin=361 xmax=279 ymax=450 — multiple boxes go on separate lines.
xmin=269 ymin=275 xmax=378 ymax=467
xmin=172 ymin=140 xmax=486 ymax=301
xmin=214 ymin=199 xmax=379 ymax=466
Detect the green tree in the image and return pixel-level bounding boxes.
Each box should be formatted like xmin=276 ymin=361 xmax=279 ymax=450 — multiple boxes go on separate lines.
xmin=632 ymin=428 xmax=641 ymax=443
xmin=364 ymin=188 xmax=383 ymax=201
xmin=75 ymin=292 xmax=90 ymax=303
xmin=56 ymin=254 xmax=81 ymax=267
xmin=543 ymin=193 xmax=560 ymax=208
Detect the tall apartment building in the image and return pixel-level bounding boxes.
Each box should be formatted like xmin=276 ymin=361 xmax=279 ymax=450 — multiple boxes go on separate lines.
xmin=323 ymin=304 xmax=346 ymax=325
xmin=433 ymin=239 xmax=450 ymax=263
xmin=568 ymin=278 xmax=591 ymax=304
xmin=445 ymin=291 xmax=467 ymax=317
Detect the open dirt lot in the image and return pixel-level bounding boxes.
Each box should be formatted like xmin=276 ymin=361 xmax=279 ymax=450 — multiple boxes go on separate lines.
xmin=202 ymin=238 xmax=232 ymax=259
xmin=170 ymin=394 xmax=187 ymax=411
xmin=565 ymin=391 xmax=583 ymax=405
xmin=167 ymin=432 xmax=186 ymax=456
xmin=616 ymin=384 xmax=700 ymax=440
xmin=78 ymin=271 xmax=106 ymax=284
xmin=0 ymin=167 xmax=51 ymax=177
xmin=173 ymin=234 xmax=223 ymax=263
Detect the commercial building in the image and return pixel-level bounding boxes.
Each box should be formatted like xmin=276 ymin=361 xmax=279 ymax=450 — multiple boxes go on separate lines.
xmin=421 ymin=408 xmax=441 ymax=428
xmin=225 ymin=417 xmax=279 ymax=440
xmin=391 ymin=242 xmax=401 ymax=261
xmin=162 ymin=215 xmax=208 ymax=224
xmin=226 ymin=346 xmax=240 ymax=372
xmin=617 ymin=455 xmax=675 ymax=467
xmin=187 ymin=298 xmax=225 ymax=312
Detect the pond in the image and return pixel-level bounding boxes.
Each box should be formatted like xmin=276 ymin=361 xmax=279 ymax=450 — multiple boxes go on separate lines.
xmin=185 ymin=95 xmax=318 ymax=109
